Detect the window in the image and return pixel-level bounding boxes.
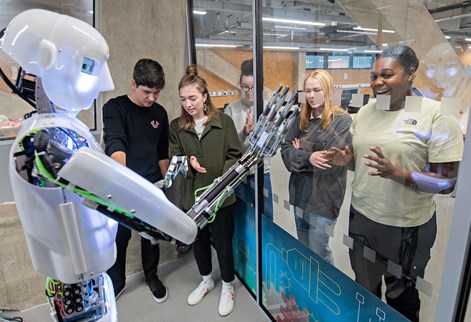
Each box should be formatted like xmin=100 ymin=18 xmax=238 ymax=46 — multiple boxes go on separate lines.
xmin=306 ymin=53 xmax=325 ymax=69
xmin=306 ymin=53 xmax=377 ymax=70
xmin=353 ymin=55 xmax=374 ymax=69
xmin=327 ymin=55 xmax=350 ymax=69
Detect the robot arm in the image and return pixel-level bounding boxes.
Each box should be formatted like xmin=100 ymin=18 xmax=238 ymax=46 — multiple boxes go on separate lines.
xmin=186 ymin=87 xmax=299 ymax=227
xmin=22 ymin=126 xmax=196 ymax=244
xmin=410 ymin=170 xmax=457 ymax=194
xmin=55 ymin=147 xmax=198 ymax=245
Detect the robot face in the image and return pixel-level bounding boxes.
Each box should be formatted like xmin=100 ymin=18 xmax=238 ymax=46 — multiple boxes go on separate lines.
xmin=1 ymin=9 xmax=114 ymax=113
xmin=423 ymin=42 xmax=463 ymax=89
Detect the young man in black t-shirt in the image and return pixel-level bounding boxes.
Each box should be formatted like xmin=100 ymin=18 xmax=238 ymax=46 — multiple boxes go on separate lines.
xmin=103 ymin=58 xmax=169 ymax=303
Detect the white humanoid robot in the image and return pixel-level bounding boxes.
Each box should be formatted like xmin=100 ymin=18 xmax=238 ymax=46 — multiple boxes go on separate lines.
xmin=1 ymin=9 xmax=299 ymax=322
xmin=1 ymin=9 xmax=197 ymax=322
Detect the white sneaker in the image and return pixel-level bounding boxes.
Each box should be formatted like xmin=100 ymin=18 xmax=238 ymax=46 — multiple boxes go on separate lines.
xmin=218 ymin=283 xmax=234 ymax=316
xmin=187 ymin=278 xmax=215 ymax=305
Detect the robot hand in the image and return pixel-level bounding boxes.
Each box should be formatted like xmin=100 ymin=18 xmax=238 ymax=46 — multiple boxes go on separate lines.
xmin=185 ymin=86 xmax=299 ymax=228
xmin=162 ymin=155 xmax=188 ymax=188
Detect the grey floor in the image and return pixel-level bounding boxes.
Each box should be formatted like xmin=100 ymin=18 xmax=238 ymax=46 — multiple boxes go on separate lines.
xmin=1 ymin=250 xmax=269 ymax=322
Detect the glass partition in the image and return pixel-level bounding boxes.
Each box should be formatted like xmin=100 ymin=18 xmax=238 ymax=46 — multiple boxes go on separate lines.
xmin=190 ymin=0 xmax=471 ymax=320
xmin=0 ymin=1 xmax=97 ymax=142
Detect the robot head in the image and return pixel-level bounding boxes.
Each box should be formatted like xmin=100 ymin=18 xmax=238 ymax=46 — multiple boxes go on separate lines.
xmin=423 ymin=42 xmax=463 ymax=88
xmin=1 ymin=9 xmax=114 ymax=114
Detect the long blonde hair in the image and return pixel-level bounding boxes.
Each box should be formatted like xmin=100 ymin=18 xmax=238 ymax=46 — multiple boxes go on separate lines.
xmin=178 ymin=64 xmax=219 ymax=130
xmin=300 ymin=70 xmax=346 ymax=131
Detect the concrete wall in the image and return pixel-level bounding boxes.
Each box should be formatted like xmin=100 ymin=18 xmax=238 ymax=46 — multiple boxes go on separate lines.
xmin=99 ymin=0 xmax=189 ymax=123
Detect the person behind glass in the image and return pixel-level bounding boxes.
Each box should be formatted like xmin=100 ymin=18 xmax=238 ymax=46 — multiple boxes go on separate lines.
xmin=169 ymin=65 xmax=242 ymax=316
xmin=225 ymin=59 xmax=274 ymax=220
xmin=326 ymin=45 xmax=463 ymax=321
xmin=280 ymin=70 xmax=352 ymax=264
xmin=103 ymin=58 xmax=170 ymax=303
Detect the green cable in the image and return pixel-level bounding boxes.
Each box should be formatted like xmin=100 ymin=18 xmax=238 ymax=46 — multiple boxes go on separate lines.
xmin=207 ymin=213 xmax=216 ymax=223
xmin=194 ymin=183 xmax=216 ymax=222
xmin=208 ymin=191 xmax=225 ymax=222
xmin=193 ymin=183 xmax=214 ymax=200
xmin=194 ymin=184 xmax=226 ymax=224
xmin=45 ymin=277 xmax=59 ymax=297
xmin=34 ymin=154 xmax=133 ymax=219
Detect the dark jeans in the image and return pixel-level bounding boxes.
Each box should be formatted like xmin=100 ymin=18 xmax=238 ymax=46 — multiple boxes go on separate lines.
xmin=348 ymin=206 xmax=437 ymax=322
xmin=107 ymin=224 xmax=161 ymax=293
xmin=193 ymin=205 xmax=235 ymax=282
xmin=295 ymin=212 xmax=336 ymax=264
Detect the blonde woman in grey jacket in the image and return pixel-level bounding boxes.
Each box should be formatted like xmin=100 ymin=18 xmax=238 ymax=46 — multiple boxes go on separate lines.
xmin=281 ymin=69 xmax=352 ymax=264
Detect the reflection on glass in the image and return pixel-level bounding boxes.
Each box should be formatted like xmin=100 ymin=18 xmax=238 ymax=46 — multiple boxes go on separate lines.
xmin=280 ymin=70 xmax=352 ymax=264
xmin=192 ymin=0 xmax=469 ymax=320
xmin=328 ymin=55 xmax=350 ymax=69
xmin=327 ymin=45 xmax=463 ymax=321
xmin=224 ymin=59 xmax=274 ymax=221
xmin=353 ymin=55 xmax=374 ymax=69
xmin=422 ymin=42 xmax=471 ymax=107
xmin=306 ymin=53 xmax=325 ymax=69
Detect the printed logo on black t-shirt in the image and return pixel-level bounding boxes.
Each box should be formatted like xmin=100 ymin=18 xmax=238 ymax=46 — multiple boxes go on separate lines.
xmin=151 ymin=120 xmax=160 ymax=128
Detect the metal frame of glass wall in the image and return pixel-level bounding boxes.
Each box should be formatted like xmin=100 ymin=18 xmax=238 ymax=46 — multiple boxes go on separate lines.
xmin=436 ymin=119 xmax=471 ymax=321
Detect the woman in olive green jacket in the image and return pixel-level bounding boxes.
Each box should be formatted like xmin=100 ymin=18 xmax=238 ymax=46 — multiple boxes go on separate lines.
xmin=169 ymin=65 xmax=242 ymax=316
xmin=169 ymin=109 xmax=242 ymax=212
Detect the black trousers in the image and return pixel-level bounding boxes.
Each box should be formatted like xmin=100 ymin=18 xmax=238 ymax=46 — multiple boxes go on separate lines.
xmin=348 ymin=206 xmax=437 ymax=322
xmin=107 ymin=224 xmax=160 ymax=292
xmin=193 ymin=205 xmax=235 ymax=283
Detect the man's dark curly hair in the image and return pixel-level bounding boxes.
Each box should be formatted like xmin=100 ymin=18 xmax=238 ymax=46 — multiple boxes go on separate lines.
xmin=133 ymin=58 xmax=165 ymax=89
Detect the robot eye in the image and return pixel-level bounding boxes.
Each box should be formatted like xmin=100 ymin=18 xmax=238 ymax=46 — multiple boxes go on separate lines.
xmin=81 ymin=56 xmax=95 ymax=75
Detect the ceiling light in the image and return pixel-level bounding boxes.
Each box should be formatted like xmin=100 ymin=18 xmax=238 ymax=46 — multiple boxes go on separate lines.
xmin=263 ymin=46 xmax=300 ymax=50
xmin=193 ymin=9 xmax=207 ymax=15
xmin=262 ymin=17 xmax=325 ymax=27
xmin=319 ymin=48 xmax=349 ymax=52
xmin=435 ymin=13 xmax=471 ymax=22
xmin=445 ymin=36 xmax=451 ymax=39
xmin=275 ymin=25 xmax=307 ymax=30
xmin=364 ymin=50 xmax=382 ymax=53
xmin=196 ymin=44 xmax=239 ymax=48
xmin=217 ymin=29 xmax=236 ymax=35
xmin=354 ymin=26 xmax=395 ymax=34
xmin=465 ymin=38 xmax=471 ymax=42
xmin=337 ymin=30 xmax=377 ymax=35
xmin=263 ymin=32 xmax=288 ymax=37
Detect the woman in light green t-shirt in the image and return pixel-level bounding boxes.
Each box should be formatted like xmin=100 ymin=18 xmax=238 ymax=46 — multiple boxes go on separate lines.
xmin=327 ymin=45 xmax=463 ymax=322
